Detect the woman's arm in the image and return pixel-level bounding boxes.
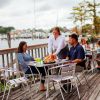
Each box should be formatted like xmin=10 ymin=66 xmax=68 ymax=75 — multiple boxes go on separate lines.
xmin=29 ymin=55 xmax=35 ymax=61
xmin=17 ymin=53 xmax=28 ymax=68
xmin=48 ymin=37 xmax=53 ymax=55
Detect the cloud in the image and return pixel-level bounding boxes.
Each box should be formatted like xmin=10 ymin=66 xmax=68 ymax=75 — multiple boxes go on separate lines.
xmin=0 ymin=0 xmax=100 ymax=29
xmin=0 ymin=0 xmax=12 ymax=8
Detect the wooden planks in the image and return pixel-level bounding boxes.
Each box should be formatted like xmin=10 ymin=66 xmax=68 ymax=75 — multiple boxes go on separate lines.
xmin=0 ymin=71 xmax=100 ymax=100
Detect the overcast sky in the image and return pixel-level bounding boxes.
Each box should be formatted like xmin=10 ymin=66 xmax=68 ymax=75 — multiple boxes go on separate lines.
xmin=0 ymin=0 xmax=100 ymax=29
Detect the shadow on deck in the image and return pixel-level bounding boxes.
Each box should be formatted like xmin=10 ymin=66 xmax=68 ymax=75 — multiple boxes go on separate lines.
xmin=0 ymin=70 xmax=100 ymax=100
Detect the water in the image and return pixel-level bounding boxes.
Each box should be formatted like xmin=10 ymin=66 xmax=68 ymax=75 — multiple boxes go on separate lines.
xmin=0 ymin=38 xmax=48 ymax=49
xmin=0 ymin=38 xmax=48 ymax=70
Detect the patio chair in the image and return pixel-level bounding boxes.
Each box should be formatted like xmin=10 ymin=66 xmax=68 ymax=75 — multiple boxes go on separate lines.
xmin=86 ymin=50 xmax=97 ymax=73
xmin=2 ymin=68 xmax=32 ymax=100
xmin=46 ymin=63 xmax=81 ymax=100
xmin=95 ymin=53 xmax=100 ymax=69
xmin=18 ymin=63 xmax=43 ymax=92
xmin=91 ymin=51 xmax=98 ymax=71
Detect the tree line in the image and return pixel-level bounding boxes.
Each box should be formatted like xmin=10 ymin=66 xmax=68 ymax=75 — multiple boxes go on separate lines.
xmin=0 ymin=26 xmax=15 ymax=34
xmin=70 ymin=0 xmax=100 ymax=35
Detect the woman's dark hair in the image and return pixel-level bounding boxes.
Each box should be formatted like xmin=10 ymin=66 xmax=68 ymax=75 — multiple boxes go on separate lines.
xmin=18 ymin=41 xmax=27 ymax=53
xmin=53 ymin=27 xmax=61 ymax=35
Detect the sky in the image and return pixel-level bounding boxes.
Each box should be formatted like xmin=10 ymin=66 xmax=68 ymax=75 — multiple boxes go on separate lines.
xmin=0 ymin=0 xmax=100 ymax=29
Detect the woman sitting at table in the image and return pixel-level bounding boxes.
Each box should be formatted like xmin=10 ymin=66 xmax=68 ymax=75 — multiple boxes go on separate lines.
xmin=17 ymin=41 xmax=46 ymax=91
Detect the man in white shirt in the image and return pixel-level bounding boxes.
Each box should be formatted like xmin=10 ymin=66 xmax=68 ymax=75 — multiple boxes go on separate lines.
xmin=48 ymin=27 xmax=69 ymax=59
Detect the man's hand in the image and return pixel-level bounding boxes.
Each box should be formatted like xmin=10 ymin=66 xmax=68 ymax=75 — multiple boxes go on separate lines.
xmin=72 ymin=59 xmax=82 ymax=63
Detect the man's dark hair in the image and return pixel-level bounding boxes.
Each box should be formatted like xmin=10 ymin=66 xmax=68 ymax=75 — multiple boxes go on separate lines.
xmin=69 ymin=34 xmax=78 ymax=41
xmin=18 ymin=41 xmax=27 ymax=53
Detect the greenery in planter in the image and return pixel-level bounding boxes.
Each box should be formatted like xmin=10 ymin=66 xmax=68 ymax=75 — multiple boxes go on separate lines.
xmin=0 ymin=82 xmax=5 ymax=92
xmin=0 ymin=75 xmax=18 ymax=92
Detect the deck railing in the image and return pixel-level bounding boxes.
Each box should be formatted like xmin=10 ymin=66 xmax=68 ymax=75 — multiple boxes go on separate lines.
xmin=0 ymin=43 xmax=48 ymax=77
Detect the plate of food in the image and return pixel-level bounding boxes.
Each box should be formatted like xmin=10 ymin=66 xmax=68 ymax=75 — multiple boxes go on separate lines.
xmin=43 ymin=61 xmax=55 ymax=64
xmin=43 ymin=54 xmax=56 ymax=64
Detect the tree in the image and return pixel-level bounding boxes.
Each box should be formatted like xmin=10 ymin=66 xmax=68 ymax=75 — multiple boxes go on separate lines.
xmin=82 ymin=16 xmax=100 ymax=35
xmin=95 ymin=16 xmax=100 ymax=34
xmin=0 ymin=26 xmax=15 ymax=34
xmin=85 ymin=0 xmax=100 ymax=34
xmin=70 ymin=0 xmax=100 ymax=34
xmin=82 ymin=24 xmax=92 ymax=33
xmin=70 ymin=2 xmax=88 ymax=33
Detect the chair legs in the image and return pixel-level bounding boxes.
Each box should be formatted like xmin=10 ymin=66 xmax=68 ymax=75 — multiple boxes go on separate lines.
xmin=2 ymin=83 xmax=12 ymax=100
xmin=2 ymin=83 xmax=7 ymax=100
xmin=74 ymin=78 xmax=80 ymax=99
xmin=58 ymin=82 xmax=65 ymax=100
xmin=46 ymin=78 xmax=49 ymax=98
xmin=25 ymin=82 xmax=33 ymax=100
xmin=91 ymin=60 xmax=96 ymax=73
xmin=29 ymin=68 xmax=40 ymax=92
xmin=52 ymin=81 xmax=56 ymax=90
xmin=32 ymin=75 xmax=39 ymax=93
xmin=2 ymin=82 xmax=33 ymax=100
xmin=83 ymin=74 xmax=90 ymax=89
xmin=6 ymin=85 xmax=12 ymax=100
xmin=61 ymin=85 xmax=68 ymax=93
xmin=76 ymin=75 xmax=82 ymax=86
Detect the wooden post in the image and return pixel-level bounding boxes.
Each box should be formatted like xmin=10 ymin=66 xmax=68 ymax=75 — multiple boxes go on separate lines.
xmin=7 ymin=32 xmax=11 ymax=48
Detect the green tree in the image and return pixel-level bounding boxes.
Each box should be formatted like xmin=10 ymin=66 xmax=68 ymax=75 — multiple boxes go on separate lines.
xmin=82 ymin=16 xmax=100 ymax=35
xmin=70 ymin=0 xmax=100 ymax=34
xmin=0 ymin=26 xmax=15 ymax=34
xmin=82 ymin=24 xmax=92 ymax=33
xmin=85 ymin=0 xmax=100 ymax=34
xmin=95 ymin=16 xmax=100 ymax=33
xmin=70 ymin=2 xmax=88 ymax=33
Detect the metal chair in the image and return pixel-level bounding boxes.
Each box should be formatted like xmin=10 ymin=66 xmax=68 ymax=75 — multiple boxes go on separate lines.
xmin=18 ymin=63 xmax=42 ymax=92
xmin=86 ymin=50 xmax=97 ymax=73
xmin=2 ymin=68 xmax=32 ymax=100
xmin=46 ymin=63 xmax=81 ymax=100
xmin=91 ymin=50 xmax=98 ymax=72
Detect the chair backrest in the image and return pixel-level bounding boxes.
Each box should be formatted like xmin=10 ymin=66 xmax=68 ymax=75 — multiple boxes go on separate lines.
xmin=92 ymin=51 xmax=97 ymax=59
xmin=17 ymin=63 xmax=26 ymax=77
xmin=61 ymin=63 xmax=76 ymax=77
xmin=86 ymin=50 xmax=92 ymax=55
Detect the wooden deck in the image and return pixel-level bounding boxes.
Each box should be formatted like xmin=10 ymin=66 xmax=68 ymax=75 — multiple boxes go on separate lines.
xmin=0 ymin=70 xmax=100 ymax=100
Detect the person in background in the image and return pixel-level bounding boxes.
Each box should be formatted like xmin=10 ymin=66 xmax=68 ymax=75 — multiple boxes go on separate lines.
xmin=81 ymin=38 xmax=90 ymax=51
xmin=17 ymin=41 xmax=46 ymax=91
xmin=96 ymin=41 xmax=100 ymax=69
xmin=48 ymin=27 xmax=69 ymax=59
xmin=69 ymin=34 xmax=85 ymax=71
xmin=97 ymin=41 xmax=100 ymax=54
